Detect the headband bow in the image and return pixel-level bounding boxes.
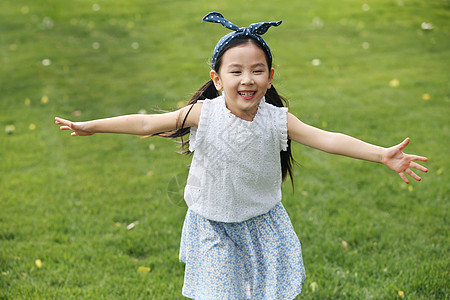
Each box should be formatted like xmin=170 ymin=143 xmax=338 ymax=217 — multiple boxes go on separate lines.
xmin=202 ymin=12 xmax=282 ymax=70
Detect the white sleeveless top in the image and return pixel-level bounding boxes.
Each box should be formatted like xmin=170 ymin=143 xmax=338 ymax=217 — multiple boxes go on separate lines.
xmin=184 ymin=95 xmax=288 ymax=222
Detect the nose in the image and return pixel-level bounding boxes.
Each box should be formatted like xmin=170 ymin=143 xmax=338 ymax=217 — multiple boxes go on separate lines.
xmin=241 ymin=72 xmax=255 ymax=85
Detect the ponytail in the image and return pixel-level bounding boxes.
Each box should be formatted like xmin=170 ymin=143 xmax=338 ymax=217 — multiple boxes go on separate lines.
xmin=158 ymin=80 xmax=218 ymax=151
xmin=265 ymin=85 xmax=296 ymax=187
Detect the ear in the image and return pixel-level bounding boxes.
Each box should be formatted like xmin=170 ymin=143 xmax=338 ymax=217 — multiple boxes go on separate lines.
xmin=267 ymin=68 xmax=275 ymax=89
xmin=210 ymin=70 xmax=223 ymax=91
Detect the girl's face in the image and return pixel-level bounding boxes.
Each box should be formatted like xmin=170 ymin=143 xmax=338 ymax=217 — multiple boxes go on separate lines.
xmin=211 ymin=42 xmax=274 ymax=121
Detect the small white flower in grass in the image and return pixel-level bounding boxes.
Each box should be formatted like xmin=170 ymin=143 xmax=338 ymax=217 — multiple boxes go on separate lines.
xmin=92 ymin=4 xmax=101 ymax=11
xmin=421 ymin=22 xmax=433 ymax=31
xmin=92 ymin=42 xmax=100 ymax=50
xmin=42 ymin=17 xmax=54 ymax=29
xmin=362 ymin=42 xmax=370 ymax=49
xmin=310 ymin=282 xmax=318 ymax=292
xmin=5 ymin=125 xmax=15 ymax=134
xmin=312 ymin=17 xmax=324 ymax=29
xmin=362 ymin=4 xmax=370 ymax=11
xmin=42 ymin=59 xmax=51 ymax=66
xmin=127 ymin=221 xmax=139 ymax=230
xmin=311 ymin=59 xmax=321 ymax=66
xmin=131 ymin=42 xmax=139 ymax=50
xmin=149 ymin=144 xmax=155 ymax=151
xmin=138 ymin=109 xmax=147 ymax=114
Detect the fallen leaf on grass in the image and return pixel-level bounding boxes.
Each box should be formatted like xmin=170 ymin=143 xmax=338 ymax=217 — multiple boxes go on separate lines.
xmin=71 ymin=110 xmax=82 ymax=117
xmin=341 ymin=240 xmax=349 ymax=250
xmin=41 ymin=96 xmax=49 ymax=104
xmin=398 ymin=290 xmax=405 ymax=298
xmin=138 ymin=266 xmax=150 ymax=273
xmin=389 ymin=78 xmax=400 ymax=88
xmin=35 ymin=259 xmax=43 ymax=268
xmin=422 ymin=93 xmax=430 ymax=101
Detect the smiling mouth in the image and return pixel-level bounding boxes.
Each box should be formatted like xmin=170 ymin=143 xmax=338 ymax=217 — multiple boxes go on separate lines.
xmin=238 ymin=91 xmax=256 ymax=97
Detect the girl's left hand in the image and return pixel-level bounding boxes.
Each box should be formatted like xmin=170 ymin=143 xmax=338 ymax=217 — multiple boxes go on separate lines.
xmin=382 ymin=138 xmax=428 ymax=184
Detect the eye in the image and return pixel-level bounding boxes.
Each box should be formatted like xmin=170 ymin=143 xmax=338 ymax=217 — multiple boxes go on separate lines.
xmin=253 ymin=70 xmax=264 ymax=74
xmin=231 ymin=71 xmax=241 ymax=74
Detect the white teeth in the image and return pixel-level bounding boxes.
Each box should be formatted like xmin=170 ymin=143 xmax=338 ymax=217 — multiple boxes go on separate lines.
xmin=239 ymin=92 xmax=255 ymax=96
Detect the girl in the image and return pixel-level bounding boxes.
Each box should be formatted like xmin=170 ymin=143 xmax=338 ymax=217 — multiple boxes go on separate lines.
xmin=55 ymin=12 xmax=428 ymax=300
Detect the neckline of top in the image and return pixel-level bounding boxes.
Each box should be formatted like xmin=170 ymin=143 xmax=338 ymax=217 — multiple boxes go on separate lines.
xmin=220 ymin=95 xmax=265 ymax=124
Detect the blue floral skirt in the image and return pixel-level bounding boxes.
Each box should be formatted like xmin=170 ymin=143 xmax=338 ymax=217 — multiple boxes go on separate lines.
xmin=179 ymin=202 xmax=306 ymax=300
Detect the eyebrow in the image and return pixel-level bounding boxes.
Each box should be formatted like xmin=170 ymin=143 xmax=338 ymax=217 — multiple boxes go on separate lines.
xmin=226 ymin=63 xmax=267 ymax=69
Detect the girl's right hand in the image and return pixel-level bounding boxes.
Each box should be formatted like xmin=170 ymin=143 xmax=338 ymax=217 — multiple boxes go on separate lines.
xmin=55 ymin=117 xmax=94 ymax=136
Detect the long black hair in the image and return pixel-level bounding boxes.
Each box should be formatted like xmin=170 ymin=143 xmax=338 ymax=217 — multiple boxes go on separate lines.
xmin=160 ymin=36 xmax=296 ymax=185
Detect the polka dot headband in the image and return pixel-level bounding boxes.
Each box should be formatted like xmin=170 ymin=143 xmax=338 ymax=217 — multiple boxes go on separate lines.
xmin=202 ymin=12 xmax=282 ymax=70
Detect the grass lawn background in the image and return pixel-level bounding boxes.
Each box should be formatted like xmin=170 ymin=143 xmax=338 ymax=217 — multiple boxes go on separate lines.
xmin=1 ymin=0 xmax=448 ymax=299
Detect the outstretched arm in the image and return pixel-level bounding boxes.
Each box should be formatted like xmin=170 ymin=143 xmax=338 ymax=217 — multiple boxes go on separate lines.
xmin=55 ymin=103 xmax=202 ymax=136
xmin=287 ymin=113 xmax=428 ymax=183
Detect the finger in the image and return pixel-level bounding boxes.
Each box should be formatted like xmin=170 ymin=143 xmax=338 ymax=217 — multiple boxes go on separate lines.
xmin=55 ymin=117 xmax=66 ymax=124
xmin=398 ymin=137 xmax=410 ymax=151
xmin=399 ymin=172 xmax=410 ymax=184
xmin=60 ymin=126 xmax=73 ymax=131
xmin=410 ymin=155 xmax=428 ymax=162
xmin=410 ymin=162 xmax=428 ymax=173
xmin=405 ymin=168 xmax=422 ymax=181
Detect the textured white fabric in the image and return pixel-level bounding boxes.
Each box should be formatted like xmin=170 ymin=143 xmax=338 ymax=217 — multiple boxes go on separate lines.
xmin=185 ymin=95 xmax=288 ymax=222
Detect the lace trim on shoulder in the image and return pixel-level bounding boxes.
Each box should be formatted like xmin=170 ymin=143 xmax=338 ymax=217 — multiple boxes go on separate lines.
xmin=189 ymin=99 xmax=211 ymax=152
xmin=278 ymin=107 xmax=289 ymax=151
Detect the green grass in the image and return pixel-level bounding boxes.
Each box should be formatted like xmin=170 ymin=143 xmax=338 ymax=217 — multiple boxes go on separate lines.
xmin=1 ymin=0 xmax=448 ymax=299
